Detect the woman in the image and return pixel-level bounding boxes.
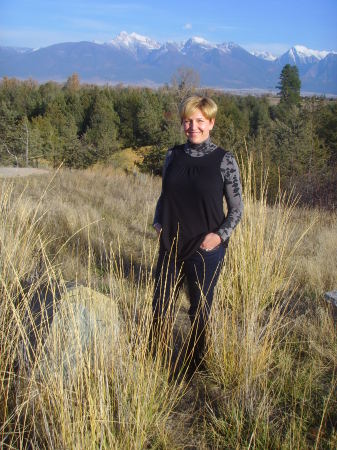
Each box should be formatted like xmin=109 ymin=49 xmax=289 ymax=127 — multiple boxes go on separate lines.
xmin=152 ymin=95 xmax=243 ymax=375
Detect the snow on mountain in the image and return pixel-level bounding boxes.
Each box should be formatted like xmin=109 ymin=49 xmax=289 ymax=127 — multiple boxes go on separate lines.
xmin=1 ymin=34 xmax=336 ymax=94
xmin=166 ymin=41 xmax=184 ymax=51
xmin=104 ymin=35 xmax=335 ymax=66
xmin=150 ymin=41 xmax=183 ymax=58
xmin=182 ymin=36 xmax=216 ymax=52
xmin=284 ymin=45 xmax=335 ymax=64
xmin=181 ymin=38 xmax=242 ymax=56
xmin=182 ymin=37 xmax=241 ymax=54
xmin=251 ymin=51 xmax=277 ymax=61
xmin=108 ymin=31 xmax=160 ymax=51
xmin=189 ymin=36 xmax=215 ymax=48
xmin=218 ymin=42 xmax=240 ymax=54
xmin=293 ymin=45 xmax=331 ymax=60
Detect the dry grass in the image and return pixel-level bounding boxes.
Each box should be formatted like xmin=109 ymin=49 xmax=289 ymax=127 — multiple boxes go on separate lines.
xmin=206 ymin=163 xmax=337 ymax=448
xmin=0 ymin=160 xmax=336 ymax=449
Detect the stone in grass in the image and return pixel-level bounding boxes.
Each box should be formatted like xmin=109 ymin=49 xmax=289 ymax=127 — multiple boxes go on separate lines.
xmin=324 ymin=291 xmax=337 ymax=309
xmin=18 ymin=281 xmax=121 ymax=385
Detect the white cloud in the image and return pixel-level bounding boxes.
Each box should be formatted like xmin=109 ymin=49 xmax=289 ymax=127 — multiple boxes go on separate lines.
xmin=183 ymin=23 xmax=192 ymax=30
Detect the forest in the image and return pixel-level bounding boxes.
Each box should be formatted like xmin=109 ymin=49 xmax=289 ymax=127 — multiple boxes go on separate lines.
xmin=0 ymin=67 xmax=336 ymax=207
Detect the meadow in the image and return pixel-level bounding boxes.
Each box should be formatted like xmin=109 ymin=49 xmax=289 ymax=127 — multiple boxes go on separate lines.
xmin=0 ymin=161 xmax=336 ymax=449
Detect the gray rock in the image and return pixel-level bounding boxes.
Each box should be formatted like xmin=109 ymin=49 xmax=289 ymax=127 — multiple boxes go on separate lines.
xmin=18 ymin=281 xmax=121 ymax=384
xmin=324 ymin=291 xmax=337 ymax=308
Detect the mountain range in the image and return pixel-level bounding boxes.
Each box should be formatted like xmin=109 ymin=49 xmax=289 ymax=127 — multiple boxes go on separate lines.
xmin=1 ymin=32 xmax=336 ymax=95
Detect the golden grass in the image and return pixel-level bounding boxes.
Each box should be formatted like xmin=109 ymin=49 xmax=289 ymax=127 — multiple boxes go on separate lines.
xmin=0 ymin=173 xmax=185 ymax=449
xmin=0 ymin=159 xmax=336 ymax=448
xmin=205 ymin=162 xmax=337 ymax=448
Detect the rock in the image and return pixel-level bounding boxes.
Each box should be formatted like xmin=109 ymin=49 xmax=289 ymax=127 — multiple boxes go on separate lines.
xmin=19 ymin=281 xmax=61 ymax=368
xmin=324 ymin=291 xmax=337 ymax=308
xmin=17 ymin=281 xmax=121 ymax=384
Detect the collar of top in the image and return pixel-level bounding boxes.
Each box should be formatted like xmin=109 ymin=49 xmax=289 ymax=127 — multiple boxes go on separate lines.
xmin=184 ymin=137 xmax=217 ymax=157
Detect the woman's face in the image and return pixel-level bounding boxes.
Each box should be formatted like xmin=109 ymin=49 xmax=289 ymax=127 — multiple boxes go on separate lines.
xmin=183 ymin=109 xmax=215 ymax=144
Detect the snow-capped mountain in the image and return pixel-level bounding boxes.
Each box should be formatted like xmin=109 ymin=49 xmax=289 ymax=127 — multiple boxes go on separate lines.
xmin=106 ymin=31 xmax=161 ymax=60
xmin=0 ymin=33 xmax=336 ymax=94
xmin=274 ymin=44 xmax=337 ymax=93
xmin=301 ymin=52 xmax=337 ymax=94
xmin=293 ymin=45 xmax=331 ymax=61
xmin=108 ymin=31 xmax=160 ymax=52
xmin=251 ymin=51 xmax=277 ymax=61
xmin=279 ymin=45 xmax=335 ymax=66
xmin=182 ymin=36 xmax=217 ymax=52
xmin=218 ymin=42 xmax=240 ymax=54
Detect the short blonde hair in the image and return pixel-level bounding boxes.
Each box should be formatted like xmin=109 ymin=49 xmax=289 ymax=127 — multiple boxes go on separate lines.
xmin=179 ymin=96 xmax=218 ymax=122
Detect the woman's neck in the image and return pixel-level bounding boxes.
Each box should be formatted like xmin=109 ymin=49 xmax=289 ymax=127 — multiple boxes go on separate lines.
xmin=186 ymin=137 xmax=211 ymax=149
xmin=185 ymin=137 xmax=217 ymax=156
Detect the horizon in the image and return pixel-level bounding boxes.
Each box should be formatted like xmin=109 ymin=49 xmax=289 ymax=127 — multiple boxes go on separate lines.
xmin=1 ymin=0 xmax=336 ymax=56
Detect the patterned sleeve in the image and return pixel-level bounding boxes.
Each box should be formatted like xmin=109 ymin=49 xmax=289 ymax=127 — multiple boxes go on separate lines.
xmin=153 ymin=148 xmax=174 ymax=226
xmin=217 ymin=152 xmax=244 ymax=241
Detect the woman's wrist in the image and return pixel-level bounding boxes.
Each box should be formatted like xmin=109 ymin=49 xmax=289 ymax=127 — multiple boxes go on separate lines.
xmin=215 ymin=230 xmax=224 ymax=242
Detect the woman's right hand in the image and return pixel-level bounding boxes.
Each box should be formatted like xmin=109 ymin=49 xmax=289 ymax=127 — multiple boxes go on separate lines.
xmin=153 ymin=223 xmax=162 ymax=235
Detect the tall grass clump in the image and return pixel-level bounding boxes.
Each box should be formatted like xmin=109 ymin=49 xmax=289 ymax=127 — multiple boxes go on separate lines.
xmin=0 ymin=177 xmax=185 ymax=449
xmin=205 ymin=157 xmax=337 ymax=448
xmin=0 ymin=180 xmax=50 ymax=448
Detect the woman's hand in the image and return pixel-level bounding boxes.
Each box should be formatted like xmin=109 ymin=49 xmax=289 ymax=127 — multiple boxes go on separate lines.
xmin=153 ymin=223 xmax=162 ymax=235
xmin=200 ymin=232 xmax=221 ymax=250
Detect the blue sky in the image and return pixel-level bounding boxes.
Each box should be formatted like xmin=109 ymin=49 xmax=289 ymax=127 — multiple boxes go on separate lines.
xmin=1 ymin=0 xmax=336 ymax=55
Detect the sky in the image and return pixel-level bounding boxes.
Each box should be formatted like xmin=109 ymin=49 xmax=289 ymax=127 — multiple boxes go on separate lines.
xmin=1 ymin=0 xmax=336 ymax=55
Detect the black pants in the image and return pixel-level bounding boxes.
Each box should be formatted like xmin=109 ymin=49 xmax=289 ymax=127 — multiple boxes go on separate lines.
xmin=152 ymin=242 xmax=226 ymax=368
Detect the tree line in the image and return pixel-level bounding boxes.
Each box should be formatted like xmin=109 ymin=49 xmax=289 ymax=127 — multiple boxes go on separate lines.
xmin=0 ymin=67 xmax=336 ymax=207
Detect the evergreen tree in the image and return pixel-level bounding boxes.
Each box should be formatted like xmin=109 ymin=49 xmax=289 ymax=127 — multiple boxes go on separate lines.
xmin=30 ymin=115 xmax=58 ymax=165
xmin=0 ymin=101 xmax=29 ymax=166
xmin=136 ymin=92 xmax=164 ymax=146
xmin=83 ymin=92 xmax=119 ymax=161
xmin=315 ymin=101 xmax=337 ymax=164
xmin=270 ymin=106 xmax=327 ymax=190
xmin=277 ymin=64 xmax=301 ymax=106
xmin=113 ymin=88 xmax=142 ymax=147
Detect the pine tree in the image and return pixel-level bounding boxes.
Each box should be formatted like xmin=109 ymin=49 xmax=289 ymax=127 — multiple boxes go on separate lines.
xmin=277 ymin=64 xmax=301 ymax=106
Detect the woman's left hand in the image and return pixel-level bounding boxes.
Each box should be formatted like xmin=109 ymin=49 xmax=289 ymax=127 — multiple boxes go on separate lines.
xmin=200 ymin=233 xmax=221 ymax=251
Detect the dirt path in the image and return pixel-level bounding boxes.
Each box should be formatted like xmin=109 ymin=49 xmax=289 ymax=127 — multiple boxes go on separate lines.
xmin=0 ymin=167 xmax=49 ymax=178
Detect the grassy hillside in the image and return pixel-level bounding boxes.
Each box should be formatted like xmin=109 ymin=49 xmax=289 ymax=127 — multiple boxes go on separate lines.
xmin=1 ymin=165 xmax=336 ymax=449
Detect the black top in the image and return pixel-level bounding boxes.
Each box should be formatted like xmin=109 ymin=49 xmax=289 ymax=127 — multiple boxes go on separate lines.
xmin=160 ymin=144 xmax=227 ymax=260
xmin=153 ymin=138 xmax=244 ymax=243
